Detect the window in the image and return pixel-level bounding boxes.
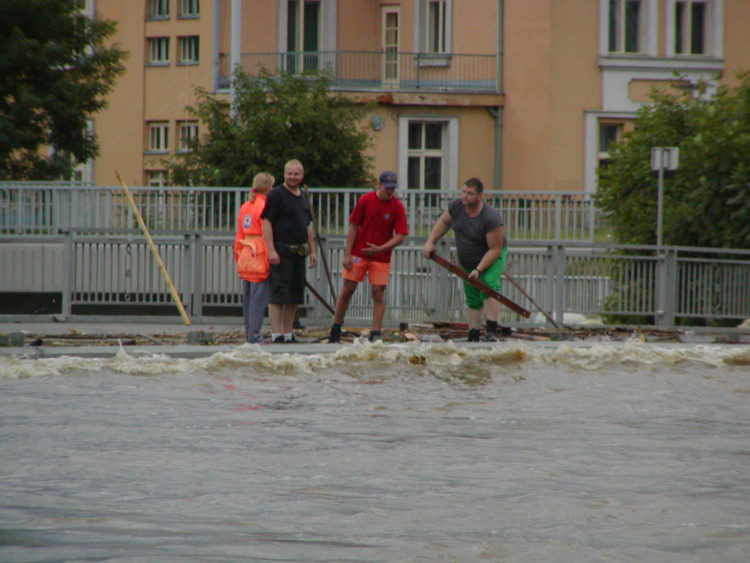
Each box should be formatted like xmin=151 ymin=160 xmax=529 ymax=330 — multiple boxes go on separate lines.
xmin=608 ymin=0 xmax=642 ymax=53
xmin=147 ymin=37 xmax=170 ymax=65
xmin=416 ymin=0 xmax=452 ymax=58
xmin=427 ymin=0 xmax=447 ymax=54
xmin=146 ymin=170 xmax=168 ymax=187
xmin=399 ymin=117 xmax=458 ymax=193
xmin=665 ymin=0 xmax=721 ymax=58
xmin=148 ymin=122 xmax=169 ymax=153
xmin=72 ymin=121 xmax=95 ymax=182
xmin=177 ymin=121 xmax=199 ymax=152
xmin=179 ymin=0 xmax=199 ymax=18
xmin=148 ymin=0 xmax=170 ymax=19
xmin=75 ymin=0 xmax=94 ymax=15
xmin=406 ymin=122 xmax=446 ymax=190
xmin=178 ymin=36 xmax=199 ymax=64
xmin=286 ymin=0 xmax=320 ymax=73
xmin=675 ymin=0 xmax=707 ymax=54
xmin=598 ymin=123 xmax=623 ymax=168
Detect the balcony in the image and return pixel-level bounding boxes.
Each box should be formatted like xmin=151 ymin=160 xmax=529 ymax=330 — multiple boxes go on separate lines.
xmin=219 ymin=51 xmax=498 ymax=93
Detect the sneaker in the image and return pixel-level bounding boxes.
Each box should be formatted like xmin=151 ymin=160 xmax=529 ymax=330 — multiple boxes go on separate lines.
xmin=285 ymin=334 xmax=297 ymax=343
xmin=368 ymin=332 xmax=384 ymax=342
xmin=328 ymin=326 xmax=341 ymax=343
xmin=481 ymin=331 xmax=498 ymax=342
xmin=272 ymin=335 xmax=285 ymax=344
xmin=467 ymin=329 xmax=480 ymax=342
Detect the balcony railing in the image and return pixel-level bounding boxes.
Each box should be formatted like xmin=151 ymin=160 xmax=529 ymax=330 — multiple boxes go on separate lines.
xmin=219 ymin=51 xmax=498 ymax=93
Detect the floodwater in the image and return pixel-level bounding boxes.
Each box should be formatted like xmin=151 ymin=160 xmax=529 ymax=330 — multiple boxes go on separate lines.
xmin=1 ymin=340 xmax=750 ymax=562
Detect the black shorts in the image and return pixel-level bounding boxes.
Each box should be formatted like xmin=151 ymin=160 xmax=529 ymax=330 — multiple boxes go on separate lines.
xmin=269 ymin=244 xmax=307 ymax=305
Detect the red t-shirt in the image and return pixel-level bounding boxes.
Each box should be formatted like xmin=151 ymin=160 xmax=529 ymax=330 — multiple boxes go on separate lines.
xmin=349 ymin=190 xmax=408 ymax=263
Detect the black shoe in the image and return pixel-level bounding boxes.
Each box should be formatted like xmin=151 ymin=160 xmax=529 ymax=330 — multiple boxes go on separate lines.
xmin=481 ymin=331 xmax=498 ymax=342
xmin=285 ymin=334 xmax=297 ymax=343
xmin=368 ymin=330 xmax=383 ymax=342
xmin=272 ymin=335 xmax=285 ymax=344
xmin=328 ymin=326 xmax=341 ymax=343
xmin=468 ymin=329 xmax=480 ymax=342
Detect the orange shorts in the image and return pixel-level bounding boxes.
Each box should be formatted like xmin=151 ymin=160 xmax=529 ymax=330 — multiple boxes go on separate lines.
xmin=341 ymin=256 xmax=391 ymax=286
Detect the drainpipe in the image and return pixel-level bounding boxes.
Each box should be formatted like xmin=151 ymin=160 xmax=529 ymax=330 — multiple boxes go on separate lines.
xmin=487 ymin=0 xmax=504 ymax=191
xmin=230 ymin=0 xmax=242 ymax=115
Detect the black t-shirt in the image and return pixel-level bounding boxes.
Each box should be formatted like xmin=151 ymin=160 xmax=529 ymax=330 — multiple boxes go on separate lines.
xmin=260 ymin=185 xmax=312 ymax=245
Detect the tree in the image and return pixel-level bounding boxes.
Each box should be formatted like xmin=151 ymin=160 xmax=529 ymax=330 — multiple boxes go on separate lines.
xmin=167 ymin=68 xmax=374 ymax=188
xmin=0 ymin=0 xmax=126 ymax=181
xmin=596 ymin=71 xmax=750 ymax=249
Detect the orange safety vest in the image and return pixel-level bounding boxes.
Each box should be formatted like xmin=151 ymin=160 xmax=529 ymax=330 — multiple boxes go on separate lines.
xmin=233 ymin=194 xmax=269 ymax=282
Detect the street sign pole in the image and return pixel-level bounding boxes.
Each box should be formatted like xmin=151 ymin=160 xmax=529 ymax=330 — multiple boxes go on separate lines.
xmin=650 ymin=147 xmax=679 ymax=248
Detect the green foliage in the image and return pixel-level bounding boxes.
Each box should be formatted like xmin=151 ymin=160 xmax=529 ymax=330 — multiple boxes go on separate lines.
xmin=596 ymin=71 xmax=750 ymax=249
xmin=0 ymin=0 xmax=127 ymax=180
xmin=167 ymin=68 xmax=374 ymax=188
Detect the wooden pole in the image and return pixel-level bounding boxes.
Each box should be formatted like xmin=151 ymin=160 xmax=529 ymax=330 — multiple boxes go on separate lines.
xmin=503 ymin=270 xmax=562 ymax=329
xmin=304 ymin=186 xmax=337 ymax=299
xmin=429 ymin=251 xmax=531 ymax=318
xmin=116 ymin=172 xmax=191 ymax=326
xmin=305 ymin=281 xmax=336 ymax=316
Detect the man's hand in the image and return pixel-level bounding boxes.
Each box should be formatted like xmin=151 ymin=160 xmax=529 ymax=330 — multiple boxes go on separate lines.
xmin=421 ymin=241 xmax=435 ymax=259
xmin=268 ymin=250 xmax=280 ymax=265
xmin=308 ymin=251 xmax=318 ymax=268
xmin=360 ymin=242 xmax=381 ymax=256
xmin=342 ymin=255 xmax=353 ymax=270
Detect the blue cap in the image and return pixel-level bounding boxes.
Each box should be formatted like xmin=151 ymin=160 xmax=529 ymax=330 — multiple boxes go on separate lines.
xmin=379 ymin=171 xmax=397 ymax=189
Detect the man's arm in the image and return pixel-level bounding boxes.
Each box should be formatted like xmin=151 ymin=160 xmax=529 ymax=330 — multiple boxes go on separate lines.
xmin=360 ymin=232 xmax=405 ymax=256
xmin=262 ymin=218 xmax=279 ymax=265
xmin=421 ymin=210 xmax=452 ymax=258
xmin=342 ymin=223 xmax=359 ymax=269
xmin=306 ymin=224 xmax=318 ymax=268
xmin=469 ymin=224 xmax=504 ymax=280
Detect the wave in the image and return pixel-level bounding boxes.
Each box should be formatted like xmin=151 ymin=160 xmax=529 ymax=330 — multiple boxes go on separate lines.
xmin=1 ymin=338 xmax=748 ymax=379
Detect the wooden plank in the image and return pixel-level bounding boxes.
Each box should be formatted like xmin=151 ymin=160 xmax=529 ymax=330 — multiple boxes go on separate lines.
xmin=429 ymin=251 xmax=531 ymax=318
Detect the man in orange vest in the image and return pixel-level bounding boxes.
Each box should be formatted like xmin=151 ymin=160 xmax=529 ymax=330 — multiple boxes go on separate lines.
xmin=233 ymin=172 xmax=275 ymax=343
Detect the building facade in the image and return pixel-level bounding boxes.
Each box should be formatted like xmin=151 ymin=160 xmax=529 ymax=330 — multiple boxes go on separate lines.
xmin=86 ymin=0 xmax=750 ymax=193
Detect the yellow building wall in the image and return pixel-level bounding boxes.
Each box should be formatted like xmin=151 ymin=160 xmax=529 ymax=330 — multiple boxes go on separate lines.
xmin=502 ymin=0 xmax=552 ymax=191
xmin=723 ymin=0 xmax=750 ymax=87
xmin=94 ymin=1 xmax=146 ymax=186
xmin=548 ymin=0 xmax=599 ymax=192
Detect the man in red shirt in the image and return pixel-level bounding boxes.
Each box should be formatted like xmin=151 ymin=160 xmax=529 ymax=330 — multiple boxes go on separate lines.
xmin=328 ymin=171 xmax=408 ymax=343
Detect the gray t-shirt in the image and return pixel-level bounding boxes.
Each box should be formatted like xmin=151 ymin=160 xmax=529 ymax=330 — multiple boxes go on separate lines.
xmin=448 ymin=198 xmax=506 ymax=270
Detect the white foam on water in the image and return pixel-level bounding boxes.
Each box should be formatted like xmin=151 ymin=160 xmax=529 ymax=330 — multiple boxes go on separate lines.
xmin=1 ymin=339 xmax=748 ymax=379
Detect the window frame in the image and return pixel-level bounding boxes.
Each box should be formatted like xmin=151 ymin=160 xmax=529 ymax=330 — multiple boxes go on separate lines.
xmin=607 ymin=0 xmax=644 ymax=54
xmin=178 ymin=36 xmax=200 ymax=64
xmin=665 ymin=0 xmax=722 ymax=58
xmin=147 ymin=0 xmax=170 ymax=20
xmin=147 ymin=122 xmax=170 ymax=153
xmin=599 ymin=0 xmax=657 ymax=57
xmin=398 ymin=116 xmax=458 ymax=193
xmin=147 ymin=37 xmax=170 ymax=65
xmin=414 ymin=0 xmax=453 ymax=65
xmin=177 ymin=120 xmax=199 ymax=152
xmin=145 ymin=170 xmax=168 ymax=187
xmin=179 ymin=0 xmax=199 ymax=18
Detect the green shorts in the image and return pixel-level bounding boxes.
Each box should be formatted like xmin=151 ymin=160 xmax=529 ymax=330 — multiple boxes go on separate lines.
xmin=462 ymin=247 xmax=508 ymax=310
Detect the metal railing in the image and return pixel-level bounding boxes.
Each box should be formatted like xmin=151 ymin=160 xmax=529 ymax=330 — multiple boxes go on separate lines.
xmin=219 ymin=51 xmax=498 ymax=93
xmin=0 ymin=183 xmax=604 ymax=242
xmin=3 ymin=231 xmax=748 ymax=327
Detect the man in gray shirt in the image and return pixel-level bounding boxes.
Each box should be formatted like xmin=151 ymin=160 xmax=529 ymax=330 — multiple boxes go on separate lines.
xmin=421 ymin=177 xmax=508 ymax=342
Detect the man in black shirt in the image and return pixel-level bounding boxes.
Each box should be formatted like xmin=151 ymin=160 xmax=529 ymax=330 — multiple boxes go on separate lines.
xmin=261 ymin=160 xmax=318 ymax=343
